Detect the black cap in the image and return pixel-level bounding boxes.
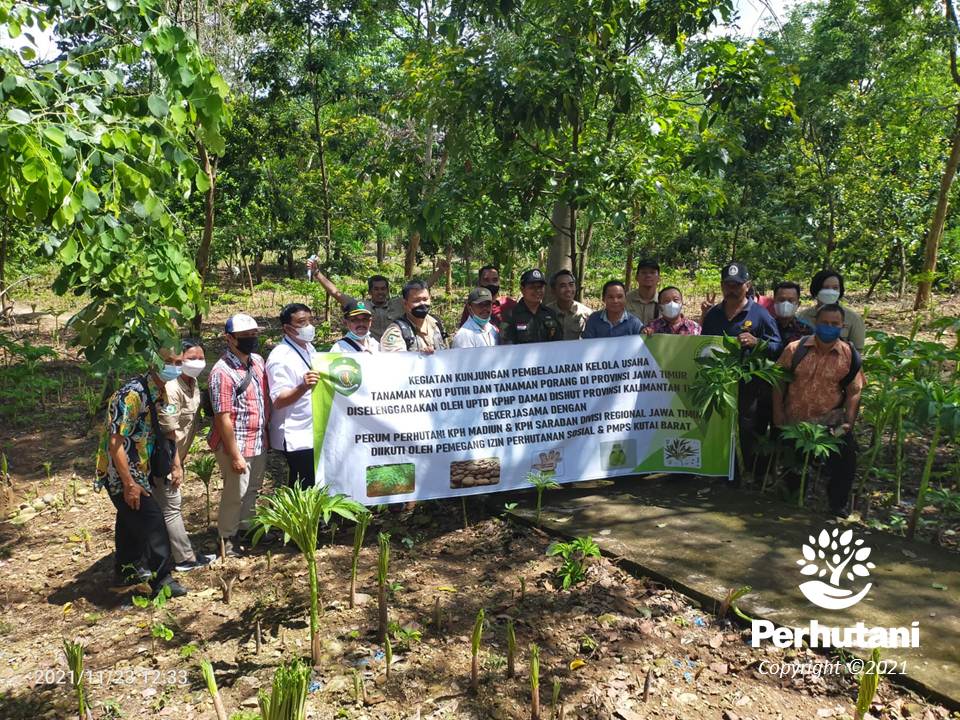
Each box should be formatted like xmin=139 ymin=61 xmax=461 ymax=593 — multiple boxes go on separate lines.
xmin=636 ymin=258 xmax=660 ymax=271
xmin=520 ymin=268 xmax=547 ymax=286
xmin=721 ymin=262 xmax=750 ymax=284
xmin=467 ymin=287 xmax=493 ymax=304
xmin=342 ymin=297 xmax=373 ymax=317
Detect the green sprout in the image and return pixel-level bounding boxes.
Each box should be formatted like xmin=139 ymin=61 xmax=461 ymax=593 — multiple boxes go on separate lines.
xmin=199 ymin=659 xmax=228 ymax=720
xmin=527 ymin=471 xmax=560 ymax=527
xmin=530 ymin=643 xmax=541 ymax=720
xmin=855 ymin=648 xmax=882 ymax=720
xmin=471 ymin=608 xmax=485 ymax=692
xmin=506 ymin=618 xmax=516 ymax=679
xmin=63 ymin=638 xmax=87 ymax=719
xmin=258 ymin=659 xmax=310 ymax=720
xmin=377 ymin=532 xmax=391 ymax=643
xmin=546 ymin=536 xmax=601 ymax=589
xmin=350 ymin=509 xmax=372 ymax=609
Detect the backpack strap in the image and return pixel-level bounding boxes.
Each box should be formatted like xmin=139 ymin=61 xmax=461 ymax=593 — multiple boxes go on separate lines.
xmin=789 ymin=341 xmax=811 ymax=375
xmin=234 ymin=359 xmax=254 ymax=397
xmin=787 ymin=339 xmax=861 ymax=408
xmin=341 ymin=336 xmax=364 ymax=352
xmin=840 ymin=343 xmax=862 ymax=388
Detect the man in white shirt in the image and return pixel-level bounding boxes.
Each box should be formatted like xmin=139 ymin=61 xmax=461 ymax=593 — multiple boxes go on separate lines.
xmin=331 ymin=299 xmax=381 ymax=353
xmin=452 ymin=287 xmax=499 ymax=348
xmin=266 ymin=303 xmax=318 ymax=488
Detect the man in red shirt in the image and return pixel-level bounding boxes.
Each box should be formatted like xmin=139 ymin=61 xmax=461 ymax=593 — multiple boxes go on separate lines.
xmin=459 ymin=264 xmax=516 ymax=328
xmin=209 ymin=313 xmax=270 ymax=556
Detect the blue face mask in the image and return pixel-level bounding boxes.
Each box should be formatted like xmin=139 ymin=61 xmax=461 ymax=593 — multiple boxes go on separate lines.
xmin=471 ymin=313 xmax=490 ymax=327
xmin=815 ymin=324 xmax=842 ymax=343
xmin=159 ymin=364 xmax=181 ymax=382
xmin=346 ymin=330 xmax=368 ymax=342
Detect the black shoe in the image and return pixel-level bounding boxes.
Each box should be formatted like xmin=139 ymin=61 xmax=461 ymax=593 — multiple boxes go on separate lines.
xmin=222 ymin=536 xmax=244 ymax=558
xmin=175 ymin=554 xmax=217 ymax=572
xmin=830 ymin=507 xmax=850 ymax=519
xmin=113 ymin=565 xmax=152 ymax=586
xmin=154 ymin=578 xmax=188 ymax=599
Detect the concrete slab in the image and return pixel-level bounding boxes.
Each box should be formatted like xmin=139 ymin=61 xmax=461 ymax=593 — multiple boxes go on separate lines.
xmin=516 ymin=475 xmax=960 ymax=707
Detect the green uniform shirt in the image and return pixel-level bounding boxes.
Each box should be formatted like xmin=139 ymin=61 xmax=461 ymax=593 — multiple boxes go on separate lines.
xmin=501 ymin=301 xmax=564 ymax=344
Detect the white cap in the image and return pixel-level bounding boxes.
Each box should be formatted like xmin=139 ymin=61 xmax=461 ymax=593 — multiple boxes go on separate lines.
xmin=225 ymin=313 xmax=259 ymax=333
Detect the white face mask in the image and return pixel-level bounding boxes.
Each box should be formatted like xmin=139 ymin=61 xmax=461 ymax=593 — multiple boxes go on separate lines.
xmin=181 ymin=359 xmax=206 ymax=378
xmin=295 ymin=324 xmax=316 ymax=343
xmin=660 ymin=301 xmax=682 ymax=319
xmin=817 ymin=288 xmax=840 ymax=305
xmin=775 ymin=300 xmax=797 ymax=319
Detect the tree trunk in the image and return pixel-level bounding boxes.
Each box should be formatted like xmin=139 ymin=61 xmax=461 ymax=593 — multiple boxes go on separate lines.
xmin=898 ymin=237 xmax=907 ymax=298
xmin=624 ymin=240 xmax=634 ymax=292
xmin=445 ymin=242 xmax=453 ymax=293
xmin=377 ymin=234 xmax=386 ymax=266
xmin=254 ymin=252 xmax=264 ymax=284
xmin=915 ymin=106 xmax=960 ymax=309
xmin=575 ymin=221 xmax=594 ymax=301
xmin=284 ymin=249 xmax=295 ymax=279
xmin=545 ymin=202 xmax=572 ymax=304
xmin=405 ymin=124 xmax=438 ymax=279
xmin=404 ymin=231 xmax=421 ymax=280
xmin=0 ymin=217 xmax=8 ymax=315
xmin=192 ymin=144 xmax=217 ymax=334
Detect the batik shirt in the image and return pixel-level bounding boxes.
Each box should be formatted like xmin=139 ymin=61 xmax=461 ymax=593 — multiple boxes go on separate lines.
xmin=95 ymin=377 xmax=157 ymax=496
xmin=645 ymin=316 xmax=702 ymax=335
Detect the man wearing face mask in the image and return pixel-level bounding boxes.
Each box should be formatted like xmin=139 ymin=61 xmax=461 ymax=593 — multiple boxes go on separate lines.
xmin=798 ymin=270 xmax=865 ymax=352
xmin=545 ymin=269 xmax=592 ymax=340
xmin=452 ymin=287 xmax=500 ymax=348
xmin=157 ymin=339 xmax=216 ymax=572
xmin=209 ymin=314 xmax=270 ymax=556
xmin=642 ymin=286 xmax=701 ymax=335
xmin=381 ymin=281 xmax=448 ymax=353
xmin=774 ymin=304 xmax=864 ymax=516
xmin=458 ymin=265 xmax=516 ymax=329
xmin=332 ymin=299 xmax=381 ymax=352
xmin=501 ymin=269 xmax=564 ymax=344
xmin=95 ymin=349 xmax=187 ymax=598
xmin=266 ymin=304 xmax=320 ymax=489
xmin=771 ymin=281 xmax=812 ymax=354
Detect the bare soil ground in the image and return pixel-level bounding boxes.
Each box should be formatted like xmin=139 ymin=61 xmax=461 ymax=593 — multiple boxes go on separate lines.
xmin=0 ymin=281 xmax=957 ymax=719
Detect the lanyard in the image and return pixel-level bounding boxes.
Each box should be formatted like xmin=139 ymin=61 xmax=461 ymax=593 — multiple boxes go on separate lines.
xmin=283 ymin=337 xmax=313 ymax=370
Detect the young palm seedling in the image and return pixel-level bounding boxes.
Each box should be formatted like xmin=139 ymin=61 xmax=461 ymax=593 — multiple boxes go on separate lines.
xmin=259 ymin=658 xmax=310 ymax=720
xmin=253 ymin=484 xmax=364 ymax=665
xmin=778 ymin=422 xmax=841 ymax=509
xmin=384 ymin=634 xmax=393 ymax=680
xmin=529 ymin=643 xmax=541 ymax=720
xmin=377 ymin=532 xmax=391 ymax=643
xmin=471 ymin=608 xmax=485 ymax=693
xmin=854 ymin=648 xmax=882 ymax=720
xmin=349 ymin=509 xmax=372 ymax=609
xmin=551 ymin=677 xmax=562 ymax=720
xmin=718 ymin=585 xmax=754 ymax=623
xmin=199 ymin=659 xmax=228 ymax=720
xmin=527 ymin=471 xmax=560 ymax=527
xmin=63 ymin=638 xmax=92 ymax=720
xmin=546 ymin=536 xmax=601 ymax=589
xmin=187 ymin=454 xmax=218 ymax=528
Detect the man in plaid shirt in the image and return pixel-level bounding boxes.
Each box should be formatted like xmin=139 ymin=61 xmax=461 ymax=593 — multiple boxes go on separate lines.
xmin=209 ymin=313 xmax=269 ymax=556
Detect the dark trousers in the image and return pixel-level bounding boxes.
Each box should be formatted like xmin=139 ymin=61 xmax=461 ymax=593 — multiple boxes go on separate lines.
xmin=736 ymin=380 xmax=765 ymax=477
xmin=283 ymin=449 xmax=316 ymax=489
xmin=783 ymin=431 xmax=857 ymax=512
xmin=109 ymin=490 xmax=173 ymax=591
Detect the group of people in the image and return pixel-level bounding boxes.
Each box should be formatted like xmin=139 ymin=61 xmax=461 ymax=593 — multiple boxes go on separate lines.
xmin=95 ymin=257 xmax=865 ymax=599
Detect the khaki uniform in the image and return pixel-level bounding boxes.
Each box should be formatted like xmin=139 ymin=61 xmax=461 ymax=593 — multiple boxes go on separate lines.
xmin=368 ymin=296 xmax=406 ymax=341
xmin=158 ymin=376 xmax=202 ymax=461
xmin=501 ymin=302 xmax=563 ymax=344
xmin=624 ymin=289 xmax=659 ymax=325
xmin=546 ymin=300 xmax=593 ymax=340
xmin=381 ymin=314 xmax=446 ymax=352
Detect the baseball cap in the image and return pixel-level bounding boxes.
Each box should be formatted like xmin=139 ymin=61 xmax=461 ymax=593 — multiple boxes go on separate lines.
xmin=467 ymin=287 xmax=493 ymax=304
xmin=342 ymin=298 xmax=373 ymax=317
xmin=721 ymin=262 xmax=750 ymax=284
xmin=225 ymin=313 xmax=259 ymax=333
xmin=520 ymin=268 xmax=547 ymax=286
xmin=636 ymin=258 xmax=660 ymax=271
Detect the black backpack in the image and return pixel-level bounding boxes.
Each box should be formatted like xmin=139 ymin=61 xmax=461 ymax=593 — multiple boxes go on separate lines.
xmin=394 ymin=316 xmax=447 ymax=351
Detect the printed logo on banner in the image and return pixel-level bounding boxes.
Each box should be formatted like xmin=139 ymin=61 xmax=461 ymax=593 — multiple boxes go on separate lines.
xmin=328 ymin=356 xmax=362 ymax=396
xmin=797 ymin=528 xmax=875 ymax=610
xmin=662 ymin=438 xmax=701 ymax=468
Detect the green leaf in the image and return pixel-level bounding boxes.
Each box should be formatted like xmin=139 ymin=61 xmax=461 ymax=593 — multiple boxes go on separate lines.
xmin=59 ymin=237 xmax=78 ymax=264
xmin=7 ymin=108 xmax=32 ymax=124
xmin=147 ymin=94 xmax=169 ymax=118
xmin=43 ymin=126 xmax=67 ymax=147
xmin=21 ymin=156 xmax=45 ymax=182
xmin=195 ymin=168 xmax=211 ymax=192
